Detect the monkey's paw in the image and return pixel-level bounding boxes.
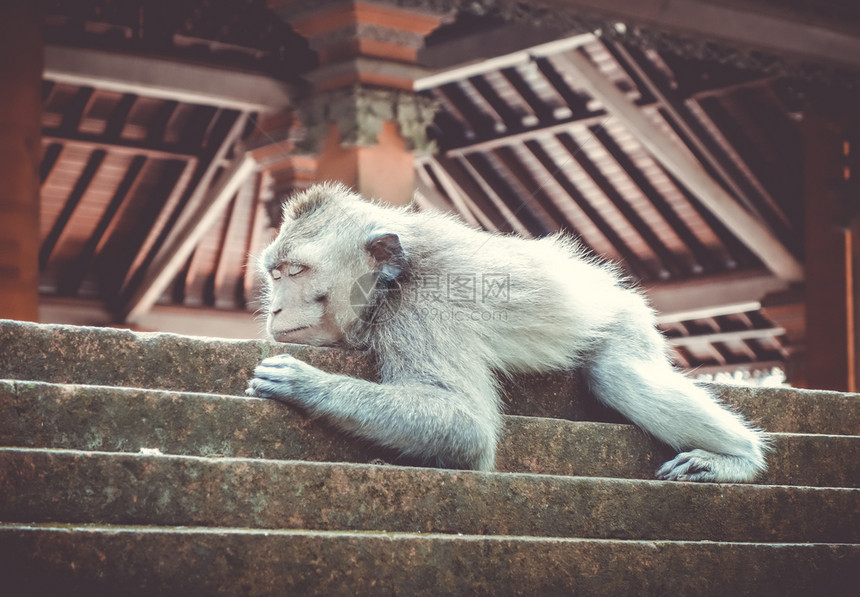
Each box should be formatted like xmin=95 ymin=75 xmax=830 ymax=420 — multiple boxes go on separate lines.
xmin=245 ymin=353 xmax=323 ymax=405
xmin=656 ymin=450 xmax=718 ymax=482
xmin=656 ymin=449 xmax=759 ymax=483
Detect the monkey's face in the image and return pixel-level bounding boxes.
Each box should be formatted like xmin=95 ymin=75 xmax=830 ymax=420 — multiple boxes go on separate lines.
xmin=259 ymin=223 xmax=362 ymax=347
xmin=259 ymin=184 xmax=407 ymax=347
xmin=263 ymin=254 xmax=343 ymax=346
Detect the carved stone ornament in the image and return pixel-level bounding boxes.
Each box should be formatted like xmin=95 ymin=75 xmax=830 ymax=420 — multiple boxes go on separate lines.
xmin=293 ymin=85 xmax=439 ymax=154
xmin=309 ymin=23 xmax=427 ymax=51
xmin=270 ymin=0 xmax=459 ymax=21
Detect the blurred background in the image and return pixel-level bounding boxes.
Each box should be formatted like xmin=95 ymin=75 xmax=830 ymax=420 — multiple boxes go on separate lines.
xmin=2 ymin=0 xmax=859 ymax=391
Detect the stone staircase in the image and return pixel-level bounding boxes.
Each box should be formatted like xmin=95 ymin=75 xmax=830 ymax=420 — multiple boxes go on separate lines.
xmin=0 ymin=319 xmax=857 ymax=596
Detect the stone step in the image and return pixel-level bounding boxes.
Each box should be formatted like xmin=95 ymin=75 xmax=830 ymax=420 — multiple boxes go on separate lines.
xmin=0 ymin=319 xmax=605 ymax=421
xmin=2 ymin=319 xmax=859 ymax=432
xmin=2 ymin=448 xmax=857 ymax=543
xmin=2 ymin=380 xmax=857 ymax=488
xmin=1 ymin=524 xmax=856 ymax=597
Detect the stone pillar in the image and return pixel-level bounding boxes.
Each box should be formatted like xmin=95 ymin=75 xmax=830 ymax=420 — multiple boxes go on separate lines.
xmin=268 ymin=0 xmax=447 ymax=205
xmin=0 ymin=1 xmax=42 ymax=321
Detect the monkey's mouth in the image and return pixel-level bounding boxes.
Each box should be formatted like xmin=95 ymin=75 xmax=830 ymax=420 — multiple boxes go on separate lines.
xmin=273 ymin=325 xmax=310 ymax=342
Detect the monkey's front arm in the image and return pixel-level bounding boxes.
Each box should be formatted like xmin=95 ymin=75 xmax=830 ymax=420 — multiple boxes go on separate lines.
xmin=246 ymin=353 xmax=498 ymax=470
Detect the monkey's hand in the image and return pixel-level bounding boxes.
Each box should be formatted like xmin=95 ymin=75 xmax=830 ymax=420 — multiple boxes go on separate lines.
xmin=245 ymin=353 xmax=327 ymax=408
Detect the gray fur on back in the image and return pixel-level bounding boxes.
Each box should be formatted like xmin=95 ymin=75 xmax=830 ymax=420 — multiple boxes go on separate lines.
xmin=248 ymin=183 xmax=768 ymax=482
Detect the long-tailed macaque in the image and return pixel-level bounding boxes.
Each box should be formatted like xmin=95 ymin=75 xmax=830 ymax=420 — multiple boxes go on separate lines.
xmin=246 ymin=182 xmax=767 ymax=482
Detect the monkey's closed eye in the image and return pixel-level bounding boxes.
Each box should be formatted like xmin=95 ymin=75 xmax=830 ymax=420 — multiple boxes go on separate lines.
xmin=287 ymin=264 xmax=307 ymax=277
xmin=270 ymin=264 xmax=308 ymax=280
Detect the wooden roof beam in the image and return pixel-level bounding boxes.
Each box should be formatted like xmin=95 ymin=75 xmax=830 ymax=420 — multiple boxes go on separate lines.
xmin=445 ymin=109 xmax=615 ymax=157
xmin=419 ymin=157 xmax=502 ymax=231
xmin=38 ymin=149 xmax=106 ymax=271
xmin=120 ymin=111 xmax=255 ymax=321
xmin=608 ymin=41 xmax=793 ymax=231
xmin=413 ymin=164 xmax=461 ymax=217
xmin=453 ymin=156 xmax=534 ymax=237
xmin=554 ymin=49 xmax=804 ymax=281
xmin=414 ymin=33 xmax=594 ymax=91
xmin=42 ymin=132 xmax=198 ymax=162
xmin=647 ymin=269 xmax=790 ymax=323
xmin=667 ymin=327 xmax=786 ymax=349
xmin=685 ymin=360 xmax=788 ymax=377
xmin=540 ymin=0 xmax=860 ymax=71
xmin=44 ymin=45 xmax=292 ymax=112
xmin=123 ymin=151 xmax=258 ymax=322
xmin=58 ymin=155 xmax=148 ymax=297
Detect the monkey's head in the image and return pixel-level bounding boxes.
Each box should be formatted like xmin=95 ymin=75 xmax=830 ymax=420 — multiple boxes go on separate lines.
xmin=258 ymin=182 xmax=407 ymax=346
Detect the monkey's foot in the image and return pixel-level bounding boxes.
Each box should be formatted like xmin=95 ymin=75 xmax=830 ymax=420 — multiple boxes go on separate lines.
xmin=656 ymin=449 xmax=761 ymax=483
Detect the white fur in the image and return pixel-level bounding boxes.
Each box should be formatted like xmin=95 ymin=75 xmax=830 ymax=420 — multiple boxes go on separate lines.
xmin=248 ymin=183 xmax=768 ymax=482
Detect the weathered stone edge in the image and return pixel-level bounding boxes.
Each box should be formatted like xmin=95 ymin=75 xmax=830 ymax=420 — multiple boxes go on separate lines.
xmin=1 ymin=448 xmax=857 ymax=543
xmin=0 ymin=524 xmax=857 ymax=597
xmin=1 ymin=380 xmax=856 ymax=487
xmin=2 ymin=319 xmax=858 ymax=430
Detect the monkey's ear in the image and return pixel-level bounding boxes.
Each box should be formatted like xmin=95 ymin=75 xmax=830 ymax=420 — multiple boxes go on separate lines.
xmin=366 ymin=232 xmax=406 ymax=281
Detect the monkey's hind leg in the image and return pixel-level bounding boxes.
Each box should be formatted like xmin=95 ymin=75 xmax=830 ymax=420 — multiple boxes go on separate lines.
xmin=586 ymin=346 xmax=768 ymax=483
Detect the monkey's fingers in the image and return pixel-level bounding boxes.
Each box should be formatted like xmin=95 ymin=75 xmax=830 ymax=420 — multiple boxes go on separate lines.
xmin=657 ymin=450 xmax=715 ymax=482
xmin=246 ymin=378 xmax=278 ymax=399
xmin=254 ymin=355 xmax=311 ymax=381
xmin=253 ymin=366 xmax=300 ymax=387
xmin=259 ymin=353 xmax=303 ymax=368
xmin=656 ymin=453 xmax=690 ymax=479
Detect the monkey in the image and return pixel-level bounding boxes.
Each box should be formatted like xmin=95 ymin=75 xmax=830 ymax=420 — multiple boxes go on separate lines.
xmin=246 ymin=182 xmax=768 ymax=483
